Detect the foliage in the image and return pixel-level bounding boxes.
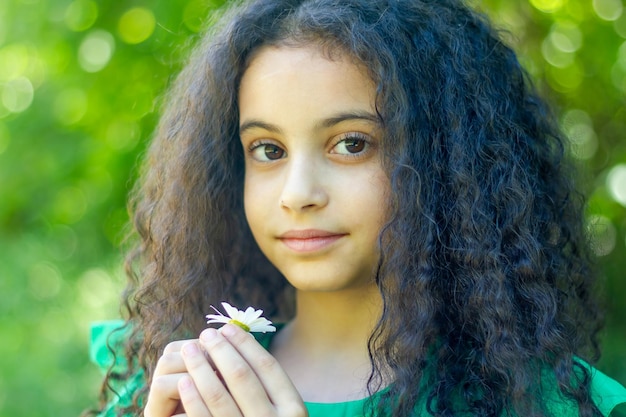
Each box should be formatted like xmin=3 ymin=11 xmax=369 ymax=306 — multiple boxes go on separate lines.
xmin=0 ymin=0 xmax=624 ymax=416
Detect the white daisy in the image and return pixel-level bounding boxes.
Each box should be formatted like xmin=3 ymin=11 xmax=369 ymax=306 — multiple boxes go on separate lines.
xmin=206 ymin=302 xmax=276 ymax=333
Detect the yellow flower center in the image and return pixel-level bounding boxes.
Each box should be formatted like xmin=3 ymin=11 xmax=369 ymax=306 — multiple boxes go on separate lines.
xmin=228 ymin=319 xmax=250 ymax=332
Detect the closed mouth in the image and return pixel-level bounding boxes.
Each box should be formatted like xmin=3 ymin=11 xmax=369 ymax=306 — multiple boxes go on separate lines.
xmin=278 ymin=229 xmax=347 ymax=252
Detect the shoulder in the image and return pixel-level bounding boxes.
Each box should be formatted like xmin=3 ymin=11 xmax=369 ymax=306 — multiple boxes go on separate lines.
xmin=89 ymin=320 xmax=145 ymax=416
xmin=543 ymin=359 xmax=626 ymax=417
xmin=586 ymin=362 xmax=626 ymax=416
xmin=90 ymin=320 xmax=129 ymax=372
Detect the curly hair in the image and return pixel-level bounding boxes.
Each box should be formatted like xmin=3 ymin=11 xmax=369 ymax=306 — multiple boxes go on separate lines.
xmin=94 ymin=0 xmax=603 ymax=416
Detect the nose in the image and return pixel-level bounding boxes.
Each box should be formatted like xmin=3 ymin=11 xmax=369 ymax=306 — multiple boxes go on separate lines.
xmin=280 ymin=156 xmax=329 ymax=212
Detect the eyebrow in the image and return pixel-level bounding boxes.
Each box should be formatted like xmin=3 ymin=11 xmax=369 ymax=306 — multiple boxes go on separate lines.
xmin=239 ymin=111 xmax=380 ymax=135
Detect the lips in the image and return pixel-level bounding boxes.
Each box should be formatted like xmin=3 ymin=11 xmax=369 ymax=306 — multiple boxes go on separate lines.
xmin=277 ymin=229 xmax=346 ymax=253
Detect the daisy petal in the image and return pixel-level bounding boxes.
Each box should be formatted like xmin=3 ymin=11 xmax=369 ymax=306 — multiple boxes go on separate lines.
xmin=206 ymin=302 xmax=276 ymax=333
xmin=222 ymin=302 xmax=239 ymax=318
xmin=244 ymin=306 xmax=263 ymax=321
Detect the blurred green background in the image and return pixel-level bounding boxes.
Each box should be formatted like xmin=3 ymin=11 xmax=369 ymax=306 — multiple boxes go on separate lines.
xmin=0 ymin=0 xmax=624 ymax=416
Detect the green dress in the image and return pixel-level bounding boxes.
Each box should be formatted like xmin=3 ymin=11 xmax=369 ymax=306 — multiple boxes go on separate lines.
xmin=90 ymin=320 xmax=626 ymax=417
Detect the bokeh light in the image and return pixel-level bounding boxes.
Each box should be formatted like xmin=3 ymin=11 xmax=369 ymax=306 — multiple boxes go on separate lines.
xmin=0 ymin=43 xmax=30 ymax=80
xmin=77 ymin=268 xmax=120 ymax=310
xmin=530 ymin=0 xmax=566 ymax=14
xmin=607 ymin=164 xmax=626 ymax=207
xmin=545 ymin=60 xmax=583 ymax=92
xmin=615 ymin=12 xmax=626 ymax=37
xmin=587 ymin=214 xmax=617 ymax=257
xmin=1 ymin=76 xmax=34 ymax=113
xmin=183 ymin=0 xmax=211 ymax=32
xmin=64 ymin=0 xmax=98 ymax=32
xmin=562 ymin=109 xmax=598 ymax=160
xmin=78 ymin=29 xmax=115 ymax=73
xmin=550 ymin=20 xmax=582 ymax=53
xmin=593 ymin=0 xmax=624 ymax=22
xmin=542 ymin=35 xmax=575 ymax=68
xmin=118 ymin=7 xmax=156 ymax=45
xmin=540 ymin=20 xmax=584 ymax=73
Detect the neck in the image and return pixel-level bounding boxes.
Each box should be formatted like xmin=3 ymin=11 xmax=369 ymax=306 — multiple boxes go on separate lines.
xmin=270 ymin=283 xmax=384 ymax=402
xmin=285 ymin=283 xmax=382 ymax=354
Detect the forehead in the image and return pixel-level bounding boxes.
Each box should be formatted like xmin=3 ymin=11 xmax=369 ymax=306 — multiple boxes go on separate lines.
xmin=238 ymin=45 xmax=376 ymax=120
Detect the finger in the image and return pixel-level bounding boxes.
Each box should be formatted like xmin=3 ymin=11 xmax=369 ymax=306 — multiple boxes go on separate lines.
xmin=164 ymin=339 xmax=198 ymax=354
xmin=181 ymin=340 xmax=242 ymax=417
xmin=199 ymin=328 xmax=276 ymax=417
xmin=144 ymin=373 xmax=188 ymax=417
xmin=220 ymin=324 xmax=305 ymax=410
xmin=163 ymin=338 xmax=221 ymax=371
xmin=155 ymin=339 xmax=201 ymax=379
xmin=178 ymin=375 xmax=212 ymax=417
xmin=154 ymin=351 xmax=187 ymax=377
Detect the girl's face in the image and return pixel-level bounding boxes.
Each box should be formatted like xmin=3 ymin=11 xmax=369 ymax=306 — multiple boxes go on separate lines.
xmin=239 ymin=45 xmax=389 ymax=292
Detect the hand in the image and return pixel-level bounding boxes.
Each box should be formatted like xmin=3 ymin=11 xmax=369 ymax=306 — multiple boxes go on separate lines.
xmin=178 ymin=323 xmax=307 ymax=417
xmin=144 ymin=338 xmax=196 ymax=417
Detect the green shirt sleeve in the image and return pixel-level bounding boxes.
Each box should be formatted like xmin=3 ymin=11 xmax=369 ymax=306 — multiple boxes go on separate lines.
xmin=540 ymin=359 xmax=626 ymax=417
xmin=90 ymin=320 xmax=145 ymax=417
xmin=588 ymin=364 xmax=626 ymax=416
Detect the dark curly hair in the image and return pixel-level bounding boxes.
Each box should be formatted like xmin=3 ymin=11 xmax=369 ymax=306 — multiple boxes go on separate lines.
xmin=92 ymin=0 xmax=604 ymax=416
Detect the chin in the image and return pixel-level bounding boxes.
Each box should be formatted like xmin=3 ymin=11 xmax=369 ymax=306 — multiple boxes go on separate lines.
xmin=283 ymin=273 xmax=375 ymax=293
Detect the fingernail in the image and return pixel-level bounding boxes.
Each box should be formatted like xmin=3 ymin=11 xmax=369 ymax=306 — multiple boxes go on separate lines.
xmin=221 ymin=323 xmax=236 ymax=337
xmin=183 ymin=342 xmax=200 ymax=356
xmin=200 ymin=328 xmax=218 ymax=342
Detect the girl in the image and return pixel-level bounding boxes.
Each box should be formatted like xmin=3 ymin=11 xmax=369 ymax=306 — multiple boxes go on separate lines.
xmin=88 ymin=0 xmax=626 ymax=416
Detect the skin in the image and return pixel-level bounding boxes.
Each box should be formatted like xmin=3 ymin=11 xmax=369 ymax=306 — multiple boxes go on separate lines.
xmin=144 ymin=44 xmax=388 ymax=416
xmin=144 ymin=324 xmax=306 ymax=417
xmin=240 ymin=45 xmax=388 ymax=295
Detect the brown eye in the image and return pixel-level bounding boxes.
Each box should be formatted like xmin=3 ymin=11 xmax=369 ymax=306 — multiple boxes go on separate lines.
xmin=343 ymin=138 xmax=365 ymax=153
xmin=264 ymin=144 xmax=285 ymax=160
xmin=331 ymin=133 xmax=370 ymax=156
xmin=250 ymin=143 xmax=286 ymax=162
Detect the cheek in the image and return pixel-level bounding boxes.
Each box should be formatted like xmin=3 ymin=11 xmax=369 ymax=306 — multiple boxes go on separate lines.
xmin=337 ymin=170 xmax=389 ymax=240
xmin=378 ymin=175 xmax=391 ymax=209
xmin=243 ymin=171 xmax=275 ymax=229
xmin=362 ymin=169 xmax=390 ymax=208
xmin=243 ymin=176 xmax=257 ymax=227
xmin=367 ymin=171 xmax=391 ymax=229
